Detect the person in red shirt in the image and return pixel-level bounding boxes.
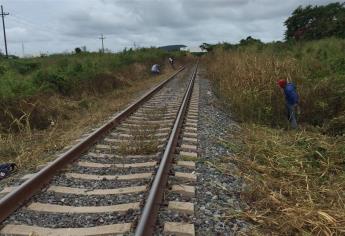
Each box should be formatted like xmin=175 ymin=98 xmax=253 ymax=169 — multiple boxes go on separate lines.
xmin=278 ymin=79 xmax=299 ymax=129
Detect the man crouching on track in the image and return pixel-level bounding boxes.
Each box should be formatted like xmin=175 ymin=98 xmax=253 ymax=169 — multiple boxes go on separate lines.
xmin=151 ymin=64 xmax=160 ymax=75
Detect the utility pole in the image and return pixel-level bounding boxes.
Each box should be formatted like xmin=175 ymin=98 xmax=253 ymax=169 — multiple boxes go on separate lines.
xmin=0 ymin=5 xmax=9 ymax=58
xmin=21 ymin=41 xmax=25 ymax=58
xmin=99 ymin=34 xmax=105 ymax=53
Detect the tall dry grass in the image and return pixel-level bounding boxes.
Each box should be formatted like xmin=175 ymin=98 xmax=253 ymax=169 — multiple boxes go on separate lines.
xmin=206 ymin=49 xmax=303 ymax=126
xmin=205 ymin=39 xmax=345 ymax=129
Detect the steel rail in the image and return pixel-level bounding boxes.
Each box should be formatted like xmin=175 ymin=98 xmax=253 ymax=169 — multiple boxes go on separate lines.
xmin=0 ymin=67 xmax=185 ymax=223
xmin=135 ymin=61 xmax=199 ymax=236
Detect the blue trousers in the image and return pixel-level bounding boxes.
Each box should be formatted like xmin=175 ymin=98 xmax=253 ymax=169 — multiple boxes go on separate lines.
xmin=286 ymin=104 xmax=298 ymax=129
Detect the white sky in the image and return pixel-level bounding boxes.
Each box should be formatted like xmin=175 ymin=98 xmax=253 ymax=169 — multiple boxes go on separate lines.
xmin=0 ymin=0 xmax=337 ymax=56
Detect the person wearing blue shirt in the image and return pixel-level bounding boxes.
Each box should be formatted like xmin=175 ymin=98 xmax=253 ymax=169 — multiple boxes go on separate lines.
xmin=278 ymin=79 xmax=299 ymax=129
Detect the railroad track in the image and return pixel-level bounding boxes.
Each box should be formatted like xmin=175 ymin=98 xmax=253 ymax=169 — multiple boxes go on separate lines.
xmin=0 ymin=62 xmax=200 ymax=236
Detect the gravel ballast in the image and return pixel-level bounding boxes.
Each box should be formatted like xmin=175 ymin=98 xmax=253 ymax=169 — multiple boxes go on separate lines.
xmin=195 ymin=68 xmax=250 ymax=235
xmin=4 ymin=210 xmax=140 ymax=228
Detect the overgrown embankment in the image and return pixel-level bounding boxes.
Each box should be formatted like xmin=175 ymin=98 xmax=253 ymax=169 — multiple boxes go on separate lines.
xmin=0 ymin=48 xmax=188 ymax=169
xmin=204 ymin=38 xmax=345 ymax=235
xmin=0 ymin=48 xmax=186 ymax=132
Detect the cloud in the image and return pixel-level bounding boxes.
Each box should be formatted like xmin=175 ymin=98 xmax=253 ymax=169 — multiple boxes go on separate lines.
xmin=1 ymin=0 xmax=337 ymax=56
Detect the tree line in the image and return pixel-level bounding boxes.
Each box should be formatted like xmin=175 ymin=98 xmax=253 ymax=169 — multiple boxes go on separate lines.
xmin=200 ymin=2 xmax=345 ymax=51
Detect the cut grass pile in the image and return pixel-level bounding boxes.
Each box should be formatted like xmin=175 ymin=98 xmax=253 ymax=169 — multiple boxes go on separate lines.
xmin=222 ymin=124 xmax=345 ymax=235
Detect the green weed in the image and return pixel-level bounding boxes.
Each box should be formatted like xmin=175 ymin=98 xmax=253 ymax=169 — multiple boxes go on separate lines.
xmin=0 ymin=48 xmax=186 ymax=131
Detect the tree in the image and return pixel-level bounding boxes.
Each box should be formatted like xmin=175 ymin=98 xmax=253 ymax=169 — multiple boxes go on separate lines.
xmin=200 ymin=43 xmax=214 ymax=52
xmin=285 ymin=2 xmax=345 ymax=41
xmin=239 ymin=36 xmax=263 ymax=46
xmin=75 ymin=47 xmax=82 ymax=54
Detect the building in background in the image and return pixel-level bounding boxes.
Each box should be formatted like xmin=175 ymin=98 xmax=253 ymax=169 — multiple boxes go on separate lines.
xmin=159 ymin=44 xmax=187 ymax=52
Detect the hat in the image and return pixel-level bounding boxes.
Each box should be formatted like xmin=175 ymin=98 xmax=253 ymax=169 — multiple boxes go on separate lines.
xmin=277 ymin=79 xmax=287 ymax=88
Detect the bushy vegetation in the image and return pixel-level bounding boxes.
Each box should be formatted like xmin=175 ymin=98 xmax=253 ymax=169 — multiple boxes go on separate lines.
xmin=0 ymin=48 xmax=184 ymax=100
xmin=0 ymin=69 xmax=179 ymax=169
xmin=0 ymin=48 xmax=189 ymax=169
xmin=0 ymin=48 xmax=186 ymax=132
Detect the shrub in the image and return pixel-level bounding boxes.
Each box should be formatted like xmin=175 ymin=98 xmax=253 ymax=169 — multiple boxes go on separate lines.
xmin=33 ymin=70 xmax=71 ymax=95
xmin=9 ymin=60 xmax=40 ymax=74
xmin=56 ymin=58 xmax=69 ymax=70
xmin=0 ymin=74 xmax=37 ymax=100
xmin=0 ymin=65 xmax=7 ymax=75
xmin=75 ymin=47 xmax=82 ymax=54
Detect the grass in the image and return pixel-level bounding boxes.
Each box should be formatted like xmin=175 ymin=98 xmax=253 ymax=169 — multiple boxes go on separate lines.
xmin=0 ymin=48 xmax=185 ymax=99
xmin=203 ymin=37 xmax=345 ymax=235
xmin=118 ymin=105 xmax=167 ymax=155
xmin=0 ymin=65 xmax=178 ymax=171
xmin=117 ymin=123 xmax=161 ymax=155
xmin=0 ymin=48 xmax=187 ymax=132
xmin=221 ymin=124 xmax=345 ymax=235
xmin=179 ymin=155 xmax=198 ymax=162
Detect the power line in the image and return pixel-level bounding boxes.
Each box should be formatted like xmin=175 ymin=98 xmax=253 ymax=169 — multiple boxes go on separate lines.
xmin=99 ymin=34 xmax=105 ymax=53
xmin=11 ymin=14 xmax=60 ymax=35
xmin=0 ymin=5 xmax=9 ymax=57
